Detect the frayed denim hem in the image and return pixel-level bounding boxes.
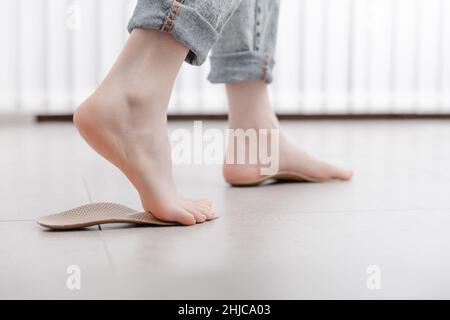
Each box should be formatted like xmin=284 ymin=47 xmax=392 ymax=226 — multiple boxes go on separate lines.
xmin=128 ymin=0 xmax=219 ymax=66
xmin=207 ymin=51 xmax=275 ymax=84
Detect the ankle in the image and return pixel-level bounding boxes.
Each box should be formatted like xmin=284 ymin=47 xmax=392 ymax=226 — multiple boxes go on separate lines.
xmin=228 ymin=109 xmax=279 ymax=130
xmin=226 ymin=80 xmax=279 ymax=130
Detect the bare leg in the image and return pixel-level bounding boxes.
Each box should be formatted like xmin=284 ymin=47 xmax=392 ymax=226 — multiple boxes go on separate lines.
xmin=74 ymin=29 xmax=215 ymax=225
xmin=223 ymin=80 xmax=353 ymax=184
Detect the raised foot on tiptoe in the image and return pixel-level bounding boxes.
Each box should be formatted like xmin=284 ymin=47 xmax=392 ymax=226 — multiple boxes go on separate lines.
xmin=73 ymin=93 xmax=216 ymax=226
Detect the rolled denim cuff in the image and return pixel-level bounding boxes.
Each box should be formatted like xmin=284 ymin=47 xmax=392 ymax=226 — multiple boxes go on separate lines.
xmin=128 ymin=0 xmax=218 ymax=66
xmin=207 ymin=51 xmax=275 ymax=84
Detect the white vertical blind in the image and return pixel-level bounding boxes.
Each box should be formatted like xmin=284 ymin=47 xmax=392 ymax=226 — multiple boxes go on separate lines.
xmin=0 ymin=0 xmax=449 ymax=115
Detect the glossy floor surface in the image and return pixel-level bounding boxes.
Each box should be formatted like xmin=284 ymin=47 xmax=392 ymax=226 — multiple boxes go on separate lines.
xmin=0 ymin=120 xmax=449 ymax=299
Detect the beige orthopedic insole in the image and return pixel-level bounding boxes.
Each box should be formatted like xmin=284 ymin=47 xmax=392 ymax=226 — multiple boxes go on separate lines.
xmin=227 ymin=170 xmax=324 ymax=186
xmin=37 ymin=202 xmax=181 ymax=230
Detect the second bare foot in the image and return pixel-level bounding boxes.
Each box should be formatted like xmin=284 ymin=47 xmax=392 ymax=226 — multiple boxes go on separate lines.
xmin=223 ymin=80 xmax=353 ymax=186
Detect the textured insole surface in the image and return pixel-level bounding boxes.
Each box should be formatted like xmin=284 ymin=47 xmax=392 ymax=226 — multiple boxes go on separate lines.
xmin=37 ymin=202 xmax=177 ymax=230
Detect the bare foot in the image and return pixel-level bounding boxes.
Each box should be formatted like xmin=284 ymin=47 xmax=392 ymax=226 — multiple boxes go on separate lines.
xmin=74 ymin=29 xmax=215 ymax=225
xmin=223 ymin=80 xmax=353 ymax=185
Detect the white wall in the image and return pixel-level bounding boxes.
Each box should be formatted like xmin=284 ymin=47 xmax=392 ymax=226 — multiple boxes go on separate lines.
xmin=0 ymin=0 xmax=449 ymax=115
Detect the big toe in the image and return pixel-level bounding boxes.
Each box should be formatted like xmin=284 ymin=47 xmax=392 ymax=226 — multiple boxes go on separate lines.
xmin=174 ymin=210 xmax=197 ymax=225
xmin=157 ymin=205 xmax=197 ymax=226
xmin=324 ymin=163 xmax=353 ymax=181
xmin=339 ymin=169 xmax=353 ymax=180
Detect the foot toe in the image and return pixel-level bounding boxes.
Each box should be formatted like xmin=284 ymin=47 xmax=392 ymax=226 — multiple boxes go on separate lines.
xmin=198 ymin=206 xmax=216 ymax=220
xmin=319 ymin=161 xmax=353 ymax=181
xmin=172 ymin=208 xmax=197 ymax=226
xmin=181 ymin=202 xmax=208 ymax=223
xmin=338 ymin=169 xmax=353 ymax=180
xmin=331 ymin=166 xmax=353 ymax=181
xmin=192 ymin=212 xmax=207 ymax=223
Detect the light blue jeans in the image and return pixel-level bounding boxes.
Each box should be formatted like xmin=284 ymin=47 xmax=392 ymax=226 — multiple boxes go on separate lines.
xmin=128 ymin=0 xmax=281 ymax=83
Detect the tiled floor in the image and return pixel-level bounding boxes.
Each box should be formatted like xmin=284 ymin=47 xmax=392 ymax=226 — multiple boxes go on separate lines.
xmin=1 ymin=120 xmax=449 ymax=299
